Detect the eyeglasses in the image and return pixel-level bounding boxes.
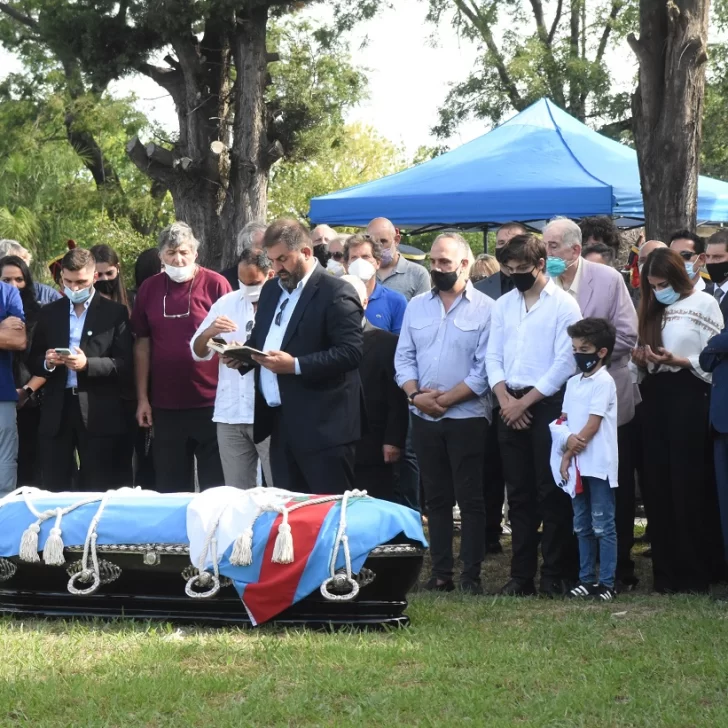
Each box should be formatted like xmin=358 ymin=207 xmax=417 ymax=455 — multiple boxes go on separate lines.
xmin=163 ymin=277 xmax=194 ymax=318
xmin=275 ymin=298 xmax=289 ymax=326
xmin=331 ymin=252 xmax=344 ymax=261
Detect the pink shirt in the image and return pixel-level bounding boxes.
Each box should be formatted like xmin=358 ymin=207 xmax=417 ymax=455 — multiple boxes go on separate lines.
xmin=131 ymin=267 xmax=231 ymax=409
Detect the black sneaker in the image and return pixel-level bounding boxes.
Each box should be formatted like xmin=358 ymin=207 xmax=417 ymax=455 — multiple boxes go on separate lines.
xmin=460 ymin=578 xmax=484 ymax=595
xmin=594 ymin=584 xmax=616 ymax=601
xmin=567 ymin=582 xmax=599 ymax=599
xmin=422 ymin=577 xmax=455 ymax=593
xmin=499 ymin=578 xmax=536 ymax=596
xmin=485 ymin=541 xmax=503 ymax=555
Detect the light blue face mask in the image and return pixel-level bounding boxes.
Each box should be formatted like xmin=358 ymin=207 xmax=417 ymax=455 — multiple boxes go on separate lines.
xmin=546 ymin=256 xmax=568 ymax=277
xmin=654 ymin=285 xmax=681 ymax=306
xmin=64 ymin=285 xmax=92 ymax=305
xmin=684 ymin=261 xmax=696 ymax=278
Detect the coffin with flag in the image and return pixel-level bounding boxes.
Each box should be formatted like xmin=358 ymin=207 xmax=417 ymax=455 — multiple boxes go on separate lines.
xmin=0 ymin=486 xmax=427 ymax=627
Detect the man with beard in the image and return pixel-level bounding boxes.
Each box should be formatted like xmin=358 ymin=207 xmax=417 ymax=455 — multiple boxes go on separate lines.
xmin=235 ymin=219 xmax=364 ymax=493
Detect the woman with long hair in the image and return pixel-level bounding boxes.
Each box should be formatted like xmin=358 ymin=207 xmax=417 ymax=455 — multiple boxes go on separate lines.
xmin=0 ymin=255 xmax=45 ymax=485
xmin=633 ymin=247 xmax=724 ymax=593
xmin=89 ymin=244 xmax=130 ymax=310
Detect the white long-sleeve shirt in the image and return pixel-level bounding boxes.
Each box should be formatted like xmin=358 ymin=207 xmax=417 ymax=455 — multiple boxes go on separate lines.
xmin=486 ymin=279 xmax=582 ymax=396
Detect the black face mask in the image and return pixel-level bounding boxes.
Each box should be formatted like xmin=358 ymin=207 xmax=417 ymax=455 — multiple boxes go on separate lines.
xmin=431 ymin=269 xmax=459 ymax=292
xmin=511 ymin=268 xmax=537 ymax=292
xmin=574 ymin=352 xmax=602 ymax=374
xmin=313 ymin=243 xmax=330 ymax=268
xmin=94 ymin=278 xmax=120 ymax=296
xmin=707 ymin=261 xmax=728 ymax=286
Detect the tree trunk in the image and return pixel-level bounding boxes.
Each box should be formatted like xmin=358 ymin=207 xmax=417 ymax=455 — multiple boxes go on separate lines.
xmin=628 ymin=0 xmax=710 ymax=242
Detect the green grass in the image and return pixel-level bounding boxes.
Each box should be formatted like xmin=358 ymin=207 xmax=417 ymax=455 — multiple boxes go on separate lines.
xmin=0 ymin=536 xmax=726 ymax=727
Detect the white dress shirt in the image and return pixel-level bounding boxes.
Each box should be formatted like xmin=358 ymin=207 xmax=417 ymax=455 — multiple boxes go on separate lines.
xmin=553 ymin=256 xmax=584 ymax=300
xmin=190 ymin=289 xmax=257 ymax=424
xmin=260 ymin=261 xmax=318 ymax=407
xmin=694 ymin=275 xmax=706 ymax=292
xmin=486 ymin=278 xmax=582 ymax=396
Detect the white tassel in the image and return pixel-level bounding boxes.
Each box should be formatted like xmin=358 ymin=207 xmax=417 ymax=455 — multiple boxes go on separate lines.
xmin=19 ymin=522 xmax=41 ymax=563
xmin=229 ymin=527 xmax=254 ymax=566
xmin=43 ymin=528 xmax=65 ymax=566
xmin=272 ymin=518 xmax=294 ymax=564
xmin=43 ymin=509 xmax=65 ymax=566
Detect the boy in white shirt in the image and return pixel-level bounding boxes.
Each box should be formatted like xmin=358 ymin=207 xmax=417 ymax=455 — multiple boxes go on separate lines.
xmin=556 ymin=318 xmax=619 ymax=601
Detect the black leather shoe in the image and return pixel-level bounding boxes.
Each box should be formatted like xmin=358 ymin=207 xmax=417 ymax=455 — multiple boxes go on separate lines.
xmin=460 ymin=578 xmax=484 ymax=595
xmin=499 ymin=578 xmax=536 ymax=596
xmin=485 ymin=541 xmax=503 ymax=555
xmin=539 ymin=578 xmax=575 ymax=598
xmin=423 ymin=577 xmax=455 ymax=593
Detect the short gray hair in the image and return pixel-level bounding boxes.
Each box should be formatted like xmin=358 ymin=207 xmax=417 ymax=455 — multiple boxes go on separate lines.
xmin=545 ymin=216 xmax=582 ymax=249
xmin=432 ymin=232 xmax=471 ymax=262
xmin=158 ymin=222 xmax=199 ymax=252
xmin=236 ymin=221 xmax=267 ymax=252
xmin=0 ymin=239 xmax=30 ymax=261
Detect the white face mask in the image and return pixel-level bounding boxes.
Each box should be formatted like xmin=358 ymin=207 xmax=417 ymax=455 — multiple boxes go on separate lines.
xmin=242 ymin=283 xmax=263 ymax=303
xmin=164 ymin=262 xmax=196 ymax=283
xmin=326 ymin=259 xmax=346 ymax=277
xmin=348 ymin=257 xmax=377 ymax=283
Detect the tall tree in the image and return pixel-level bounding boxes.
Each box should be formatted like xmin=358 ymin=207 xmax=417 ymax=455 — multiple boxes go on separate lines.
xmin=0 ymin=1 xmax=379 ymax=267
xmin=627 ymin=0 xmax=710 ymax=240
xmin=426 ymin=0 xmax=638 ymax=137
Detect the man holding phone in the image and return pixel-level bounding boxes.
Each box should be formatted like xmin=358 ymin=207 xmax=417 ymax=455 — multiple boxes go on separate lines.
xmin=31 ymin=248 xmax=133 ymax=490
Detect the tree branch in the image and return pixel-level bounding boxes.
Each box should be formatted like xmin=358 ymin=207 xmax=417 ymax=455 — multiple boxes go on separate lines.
xmin=126 ymin=136 xmax=178 ymax=185
xmin=596 ymin=0 xmax=623 ymax=64
xmin=627 ymin=32 xmax=648 ymax=67
xmin=453 ymin=0 xmax=523 ymax=109
xmin=0 ymin=2 xmax=37 ymax=28
xmin=548 ymin=0 xmax=563 ymax=44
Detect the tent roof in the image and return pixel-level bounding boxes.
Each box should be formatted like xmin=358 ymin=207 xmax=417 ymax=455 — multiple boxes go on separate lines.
xmin=309 ymin=98 xmax=728 ymax=228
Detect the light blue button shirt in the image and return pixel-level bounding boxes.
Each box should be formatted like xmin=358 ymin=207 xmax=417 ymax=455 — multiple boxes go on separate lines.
xmin=66 ymin=292 xmax=94 ymax=388
xmin=259 ymin=261 xmax=318 ymax=407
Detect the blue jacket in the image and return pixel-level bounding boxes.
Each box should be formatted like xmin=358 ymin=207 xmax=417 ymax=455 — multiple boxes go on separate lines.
xmin=700 ymin=331 xmax=728 ymax=433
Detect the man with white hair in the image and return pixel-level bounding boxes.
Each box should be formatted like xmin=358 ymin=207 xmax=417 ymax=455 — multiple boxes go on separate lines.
xmin=367 ymin=217 xmax=430 ymax=301
xmin=221 ymin=222 xmax=267 ymax=290
xmin=396 ymin=233 xmax=493 ymax=594
xmin=311 ymin=224 xmax=338 ymax=270
xmin=543 ymin=216 xmax=640 ymax=590
xmin=342 ymin=274 xmax=408 ymax=501
xmin=0 ymin=239 xmax=62 ymax=305
xmin=131 ymin=222 xmax=231 ymax=491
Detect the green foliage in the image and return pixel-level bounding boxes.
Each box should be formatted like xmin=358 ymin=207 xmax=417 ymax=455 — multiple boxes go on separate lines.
xmin=268 ymin=122 xmax=406 ymax=221
xmin=426 ymin=0 xmax=637 ymax=135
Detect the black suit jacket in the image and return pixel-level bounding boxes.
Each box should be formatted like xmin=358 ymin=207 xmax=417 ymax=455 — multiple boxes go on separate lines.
xmin=356 ymin=322 xmax=408 ymax=466
xmin=246 ymin=265 xmax=365 ymax=452
xmin=30 ymin=294 xmax=133 ymax=437
xmin=474 ymin=271 xmax=512 ymax=300
xmin=221 ymin=265 xmax=238 ymax=292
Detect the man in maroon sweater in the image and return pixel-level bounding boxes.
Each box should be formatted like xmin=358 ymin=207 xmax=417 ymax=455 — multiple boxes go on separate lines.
xmin=131 ymin=222 xmax=231 ymax=491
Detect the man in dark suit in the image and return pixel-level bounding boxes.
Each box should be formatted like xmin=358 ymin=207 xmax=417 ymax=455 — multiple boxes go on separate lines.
xmin=340 ymin=275 xmax=408 ymax=502
xmin=31 ymin=248 xmax=133 ymax=491
xmin=473 ymin=222 xmax=527 ymax=552
xmin=221 ymin=221 xmax=267 ymax=290
xmin=240 ymin=219 xmax=364 ymax=494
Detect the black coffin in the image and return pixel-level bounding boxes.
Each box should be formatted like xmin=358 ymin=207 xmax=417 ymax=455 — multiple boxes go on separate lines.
xmin=0 ymin=541 xmax=425 ymax=629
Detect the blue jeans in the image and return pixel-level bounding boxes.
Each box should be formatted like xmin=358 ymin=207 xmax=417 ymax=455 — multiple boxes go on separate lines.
xmin=572 ymin=476 xmax=617 ymax=588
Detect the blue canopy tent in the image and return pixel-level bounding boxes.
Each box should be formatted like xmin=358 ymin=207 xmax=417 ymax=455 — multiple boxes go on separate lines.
xmin=309 ymin=98 xmax=728 ymax=229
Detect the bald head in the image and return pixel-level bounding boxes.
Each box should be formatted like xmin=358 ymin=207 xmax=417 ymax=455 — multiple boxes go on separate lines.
xmin=366 ymin=217 xmax=400 ymax=269
xmin=638 ymin=240 xmax=667 ymax=266
xmin=311 ymin=225 xmax=337 ymax=247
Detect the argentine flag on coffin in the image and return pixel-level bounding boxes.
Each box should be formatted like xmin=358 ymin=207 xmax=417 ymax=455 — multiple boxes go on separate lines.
xmin=187 ymin=486 xmax=427 ymax=625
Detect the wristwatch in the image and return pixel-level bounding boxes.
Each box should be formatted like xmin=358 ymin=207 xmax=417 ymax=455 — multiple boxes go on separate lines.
xmin=408 ymin=390 xmax=422 ymax=403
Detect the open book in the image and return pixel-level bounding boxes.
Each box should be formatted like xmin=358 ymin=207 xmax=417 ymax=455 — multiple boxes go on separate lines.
xmin=207 ymin=338 xmax=266 ymax=366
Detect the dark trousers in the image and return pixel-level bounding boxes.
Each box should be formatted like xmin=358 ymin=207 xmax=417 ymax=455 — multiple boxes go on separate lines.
xmin=713 ymin=433 xmax=728 ymax=564
xmin=269 ymin=410 xmax=355 ymax=494
xmin=354 ymin=462 xmax=397 ymax=502
xmin=41 ymin=390 xmax=119 ymax=491
xmin=152 ymin=407 xmax=223 ymax=493
xmin=17 ymin=405 xmax=41 ymax=486
xmin=411 ymin=415 xmax=487 ymax=582
xmin=483 ymin=406 xmax=506 ymax=546
xmin=498 ymin=394 xmax=577 ymax=585
xmin=640 ymin=370 xmax=723 ymax=592
xmin=392 ymin=413 xmax=421 ymax=511
xmin=615 ymin=420 xmax=637 ymax=582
